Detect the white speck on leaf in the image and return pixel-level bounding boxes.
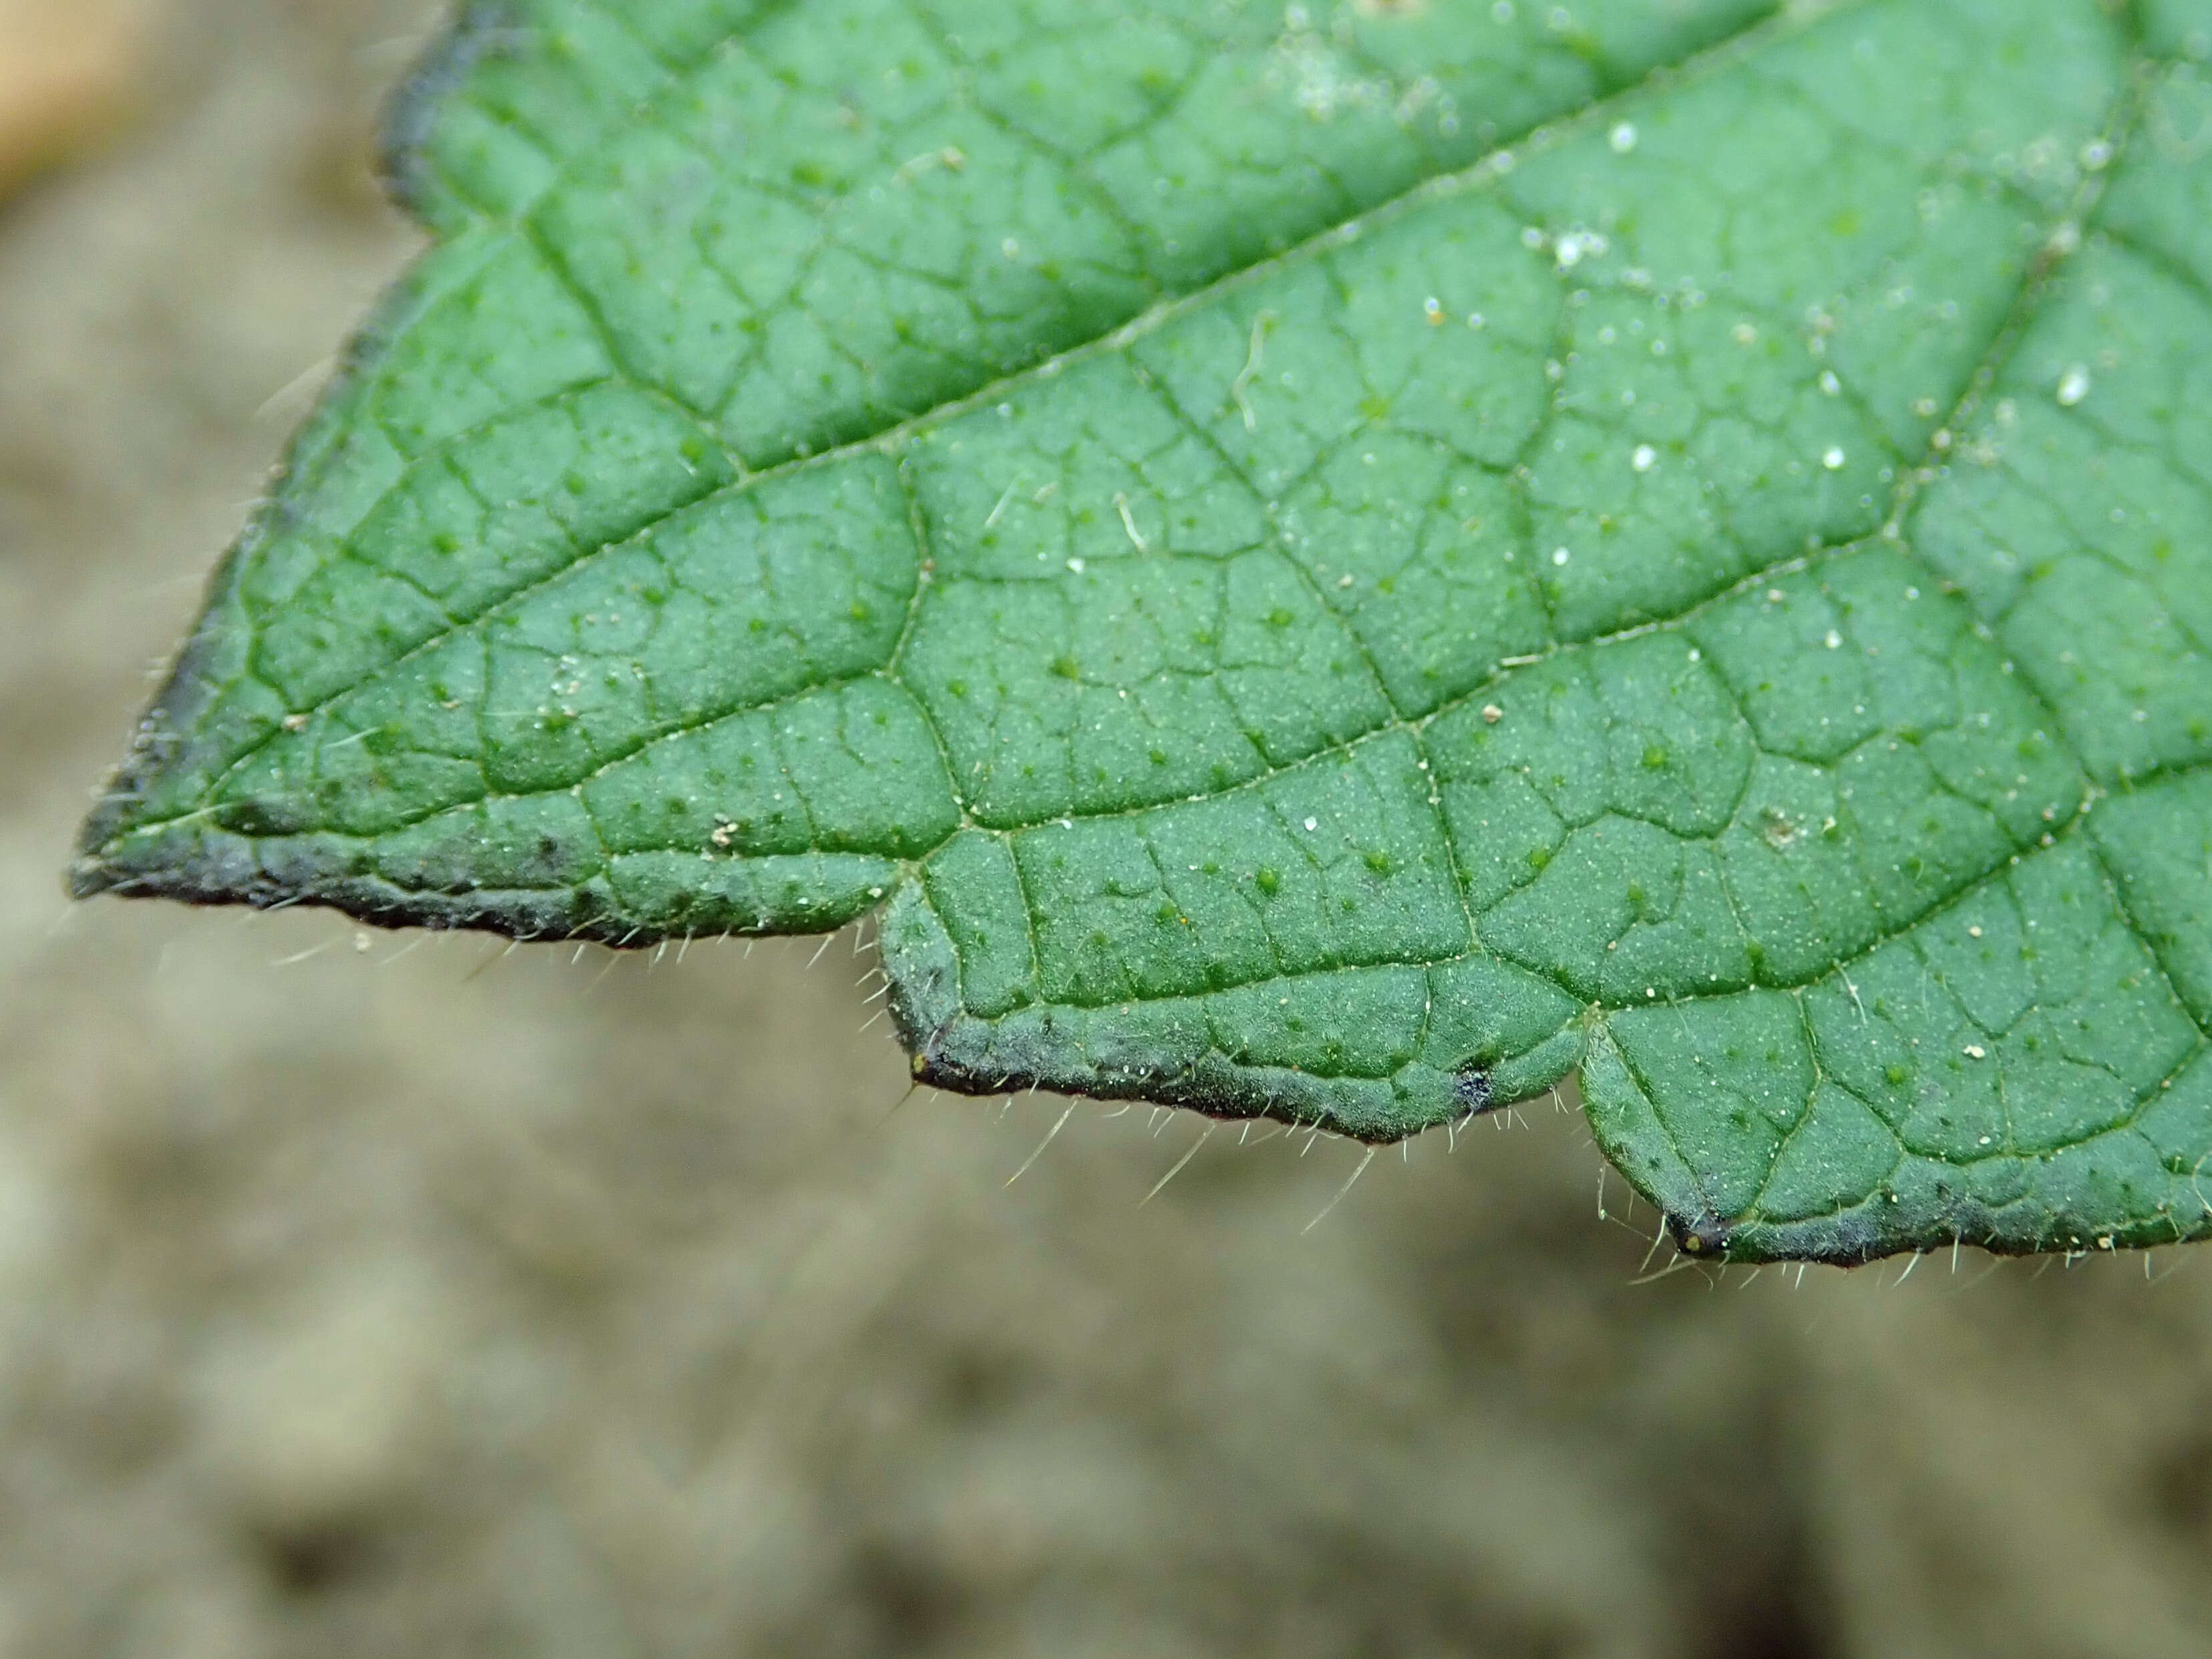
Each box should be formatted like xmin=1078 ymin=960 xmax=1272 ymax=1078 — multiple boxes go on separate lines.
xmin=1609 ymin=121 xmax=1637 ymax=154
xmin=1553 ymin=228 xmax=1607 ymax=270
xmin=1632 ymin=444 xmax=1656 ymax=473
xmin=2056 ymin=364 xmax=2091 ymax=407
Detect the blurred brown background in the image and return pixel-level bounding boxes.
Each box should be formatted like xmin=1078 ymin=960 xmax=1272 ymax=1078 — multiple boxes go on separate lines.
xmin=4 ymin=3 xmax=2211 ymax=1654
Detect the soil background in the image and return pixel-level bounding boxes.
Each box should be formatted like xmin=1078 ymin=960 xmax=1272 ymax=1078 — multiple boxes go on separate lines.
xmin=4 ymin=4 xmax=2211 ymax=1656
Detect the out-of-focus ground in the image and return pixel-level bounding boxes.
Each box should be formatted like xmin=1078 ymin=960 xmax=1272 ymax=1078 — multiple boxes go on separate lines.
xmin=3 ymin=3 xmax=2211 ymax=1654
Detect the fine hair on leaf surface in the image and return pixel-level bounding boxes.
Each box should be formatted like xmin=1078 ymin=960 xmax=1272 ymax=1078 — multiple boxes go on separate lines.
xmin=71 ymin=0 xmax=2212 ymax=1264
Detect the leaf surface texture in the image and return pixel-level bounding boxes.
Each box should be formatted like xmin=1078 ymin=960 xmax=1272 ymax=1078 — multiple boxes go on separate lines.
xmin=77 ymin=0 xmax=2212 ymax=1261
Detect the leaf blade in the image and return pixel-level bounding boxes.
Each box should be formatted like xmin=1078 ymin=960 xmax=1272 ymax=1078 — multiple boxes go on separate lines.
xmin=77 ymin=0 xmax=2212 ymax=1260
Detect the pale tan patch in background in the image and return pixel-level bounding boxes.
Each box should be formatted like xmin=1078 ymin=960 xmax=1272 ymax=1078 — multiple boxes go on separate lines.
xmin=0 ymin=0 xmax=151 ymax=198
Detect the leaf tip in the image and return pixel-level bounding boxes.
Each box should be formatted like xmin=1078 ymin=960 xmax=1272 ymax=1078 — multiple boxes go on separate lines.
xmin=63 ymin=852 xmax=116 ymax=904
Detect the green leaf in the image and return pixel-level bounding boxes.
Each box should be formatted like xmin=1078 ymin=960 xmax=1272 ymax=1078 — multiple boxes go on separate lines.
xmin=73 ymin=0 xmax=2212 ymax=1263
